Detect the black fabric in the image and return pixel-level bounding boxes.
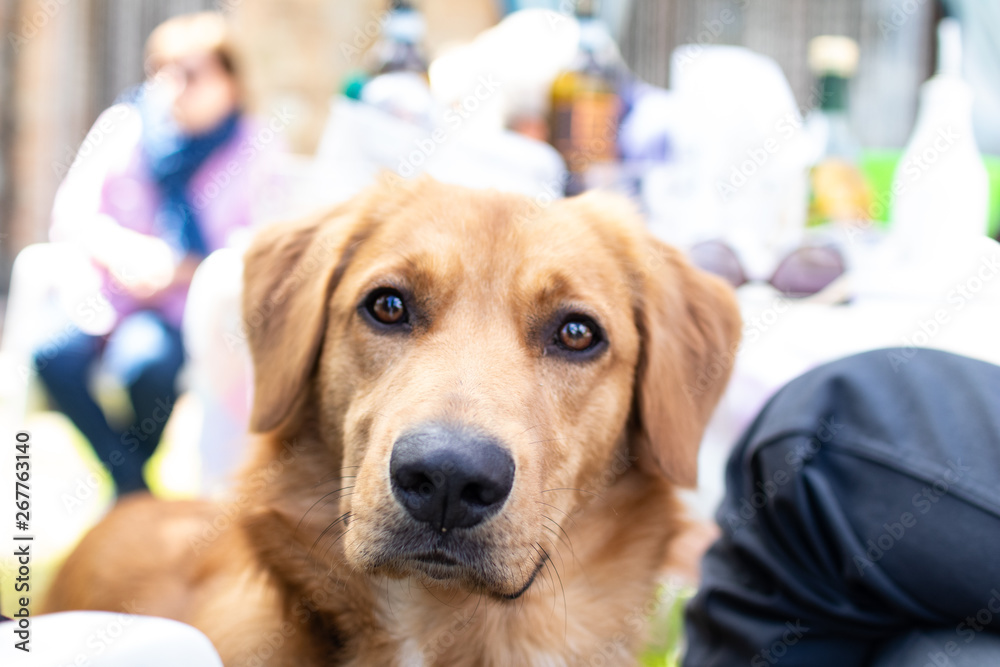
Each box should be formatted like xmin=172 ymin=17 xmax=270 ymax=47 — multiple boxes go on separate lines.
xmin=683 ymin=348 xmax=1000 ymax=667
xmin=869 ymin=629 xmax=1000 ymax=667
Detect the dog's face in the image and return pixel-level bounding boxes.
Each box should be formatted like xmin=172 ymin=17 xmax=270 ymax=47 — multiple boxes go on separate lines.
xmin=243 ymin=177 xmax=739 ymax=599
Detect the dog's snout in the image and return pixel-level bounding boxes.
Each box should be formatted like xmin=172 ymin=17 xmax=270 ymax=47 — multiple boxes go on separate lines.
xmin=390 ymin=425 xmax=515 ymax=531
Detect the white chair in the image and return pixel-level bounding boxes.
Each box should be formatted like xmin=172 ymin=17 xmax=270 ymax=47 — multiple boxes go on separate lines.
xmin=0 ymin=612 xmax=223 ymax=666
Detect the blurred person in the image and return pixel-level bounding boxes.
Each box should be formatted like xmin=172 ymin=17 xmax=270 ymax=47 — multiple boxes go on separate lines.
xmin=33 ymin=13 xmax=269 ymax=496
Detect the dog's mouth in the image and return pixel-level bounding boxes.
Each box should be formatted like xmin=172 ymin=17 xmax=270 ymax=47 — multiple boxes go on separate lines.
xmin=411 ymin=550 xmax=459 ymax=566
xmin=406 ymin=550 xmax=461 ymax=579
xmin=497 ymin=553 xmax=548 ymax=600
xmin=389 ymin=544 xmax=548 ymax=599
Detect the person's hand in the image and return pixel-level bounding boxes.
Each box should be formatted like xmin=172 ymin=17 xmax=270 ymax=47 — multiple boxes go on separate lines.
xmin=132 ymin=254 xmax=202 ymax=306
xmin=103 ymin=230 xmax=176 ymax=299
xmin=82 ymin=216 xmax=202 ymax=301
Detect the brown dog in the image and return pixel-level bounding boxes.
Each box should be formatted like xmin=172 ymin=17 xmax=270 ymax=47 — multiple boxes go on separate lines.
xmin=45 ymin=176 xmax=740 ymax=666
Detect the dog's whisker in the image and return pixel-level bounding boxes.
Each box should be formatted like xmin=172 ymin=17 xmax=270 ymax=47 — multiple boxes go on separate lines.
xmin=524 ymin=542 xmax=550 ymax=614
xmin=311 ymin=474 xmax=357 ymax=488
xmin=540 ymin=521 xmax=579 ymax=575
xmin=534 ymin=544 xmax=558 ymax=616
xmin=479 ymin=588 xmax=488 ymax=648
xmin=311 ymin=466 xmax=361 ymax=487
xmin=296 ymin=486 xmax=356 ymax=534
xmin=527 ymin=438 xmax=565 ymax=446
xmin=299 ymin=495 xmax=355 ymax=549
xmin=458 ymin=590 xmax=484 ymax=632
xmin=550 ymin=542 xmax=570 ymax=588
xmin=534 ymin=500 xmax=579 ymax=528
xmin=318 ymin=522 xmax=355 ymax=564
xmin=540 ymin=486 xmax=608 ymax=502
xmin=526 ymin=541 xmax=555 ymax=617
xmin=514 ymin=552 xmax=531 ymax=615
xmin=539 ymin=544 xmax=568 ymax=639
xmin=540 ymin=524 xmax=574 ymax=570
xmin=341 ymin=540 xmax=367 ymax=591
xmin=516 ymin=424 xmax=543 ymax=436
xmin=458 ymin=588 xmax=476 ymax=607
xmin=313 ymin=525 xmax=354 ymax=572
xmin=541 ymin=515 xmax=576 ymax=554
xmin=384 ymin=575 xmax=396 ymax=621
xmin=313 ymin=523 xmax=351 ymax=563
xmin=308 ymin=511 xmax=352 ymax=558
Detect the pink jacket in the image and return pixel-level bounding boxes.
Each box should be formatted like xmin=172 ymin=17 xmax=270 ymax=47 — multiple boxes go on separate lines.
xmin=51 ymin=104 xmax=278 ymax=330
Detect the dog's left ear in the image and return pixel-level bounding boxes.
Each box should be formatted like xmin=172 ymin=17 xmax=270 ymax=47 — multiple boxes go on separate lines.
xmin=632 ymin=239 xmax=742 ymax=487
xmin=242 ymin=197 xmax=376 ymax=434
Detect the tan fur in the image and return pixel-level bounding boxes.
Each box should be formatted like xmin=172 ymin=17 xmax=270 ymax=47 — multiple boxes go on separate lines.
xmin=45 ymin=176 xmax=741 ymax=666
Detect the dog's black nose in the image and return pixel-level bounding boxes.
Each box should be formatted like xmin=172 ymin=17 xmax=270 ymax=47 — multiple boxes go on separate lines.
xmin=390 ymin=424 xmax=515 ymax=531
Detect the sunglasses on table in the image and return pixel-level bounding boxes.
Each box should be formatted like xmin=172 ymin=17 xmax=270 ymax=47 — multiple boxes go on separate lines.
xmin=688 ymin=240 xmax=846 ymax=298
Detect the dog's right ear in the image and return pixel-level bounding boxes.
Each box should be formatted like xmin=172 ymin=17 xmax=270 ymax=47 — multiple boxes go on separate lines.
xmin=242 ymin=199 xmax=374 ymax=434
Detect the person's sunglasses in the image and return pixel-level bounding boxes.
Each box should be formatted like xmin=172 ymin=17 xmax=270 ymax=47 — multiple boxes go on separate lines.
xmin=689 ymin=240 xmax=845 ymax=298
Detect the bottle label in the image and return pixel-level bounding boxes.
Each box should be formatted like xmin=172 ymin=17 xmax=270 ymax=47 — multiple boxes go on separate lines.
xmin=552 ymin=92 xmax=619 ymax=174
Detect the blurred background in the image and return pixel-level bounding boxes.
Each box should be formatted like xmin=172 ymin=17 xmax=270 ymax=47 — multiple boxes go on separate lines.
xmin=2 ymin=0 xmax=1000 ymax=663
xmin=4 ymin=0 xmax=1000 ymax=277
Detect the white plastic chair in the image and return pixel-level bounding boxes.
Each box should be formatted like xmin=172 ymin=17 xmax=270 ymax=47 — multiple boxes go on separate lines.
xmin=0 ymin=612 xmax=223 ymax=666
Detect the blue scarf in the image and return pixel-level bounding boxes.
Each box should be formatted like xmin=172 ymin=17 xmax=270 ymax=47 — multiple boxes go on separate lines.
xmin=140 ymin=98 xmax=241 ymax=257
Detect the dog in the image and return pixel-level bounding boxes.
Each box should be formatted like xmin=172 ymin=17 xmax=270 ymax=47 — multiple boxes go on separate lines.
xmin=45 ymin=176 xmax=740 ymax=666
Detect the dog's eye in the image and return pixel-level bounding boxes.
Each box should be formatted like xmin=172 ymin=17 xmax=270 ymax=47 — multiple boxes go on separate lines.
xmin=557 ymin=318 xmax=598 ymax=352
xmin=366 ymin=289 xmax=407 ymax=325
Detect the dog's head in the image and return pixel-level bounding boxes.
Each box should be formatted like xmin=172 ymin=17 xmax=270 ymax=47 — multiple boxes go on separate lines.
xmin=242 ymin=176 xmax=739 ymax=599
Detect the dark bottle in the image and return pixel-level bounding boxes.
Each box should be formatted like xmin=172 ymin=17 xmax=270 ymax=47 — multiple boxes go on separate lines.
xmin=806 ymin=35 xmax=872 ymax=226
xmin=549 ymin=0 xmax=623 ymax=195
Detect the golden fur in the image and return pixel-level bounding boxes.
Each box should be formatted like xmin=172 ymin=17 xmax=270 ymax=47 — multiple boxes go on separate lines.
xmin=45 ymin=176 xmax=740 ymax=666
